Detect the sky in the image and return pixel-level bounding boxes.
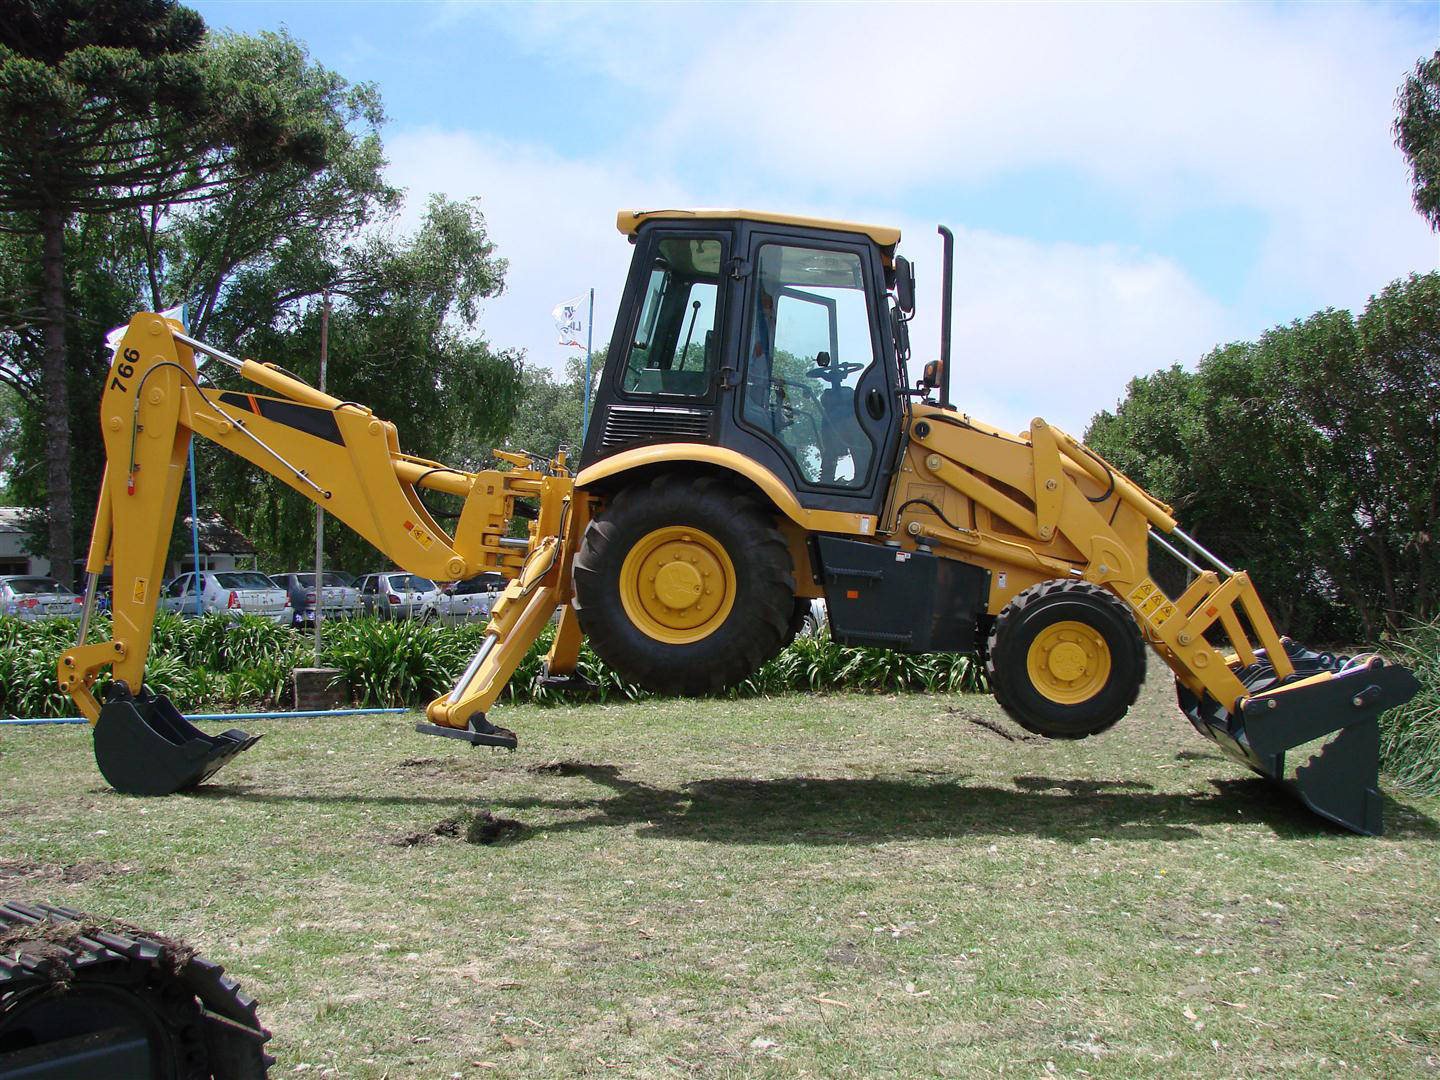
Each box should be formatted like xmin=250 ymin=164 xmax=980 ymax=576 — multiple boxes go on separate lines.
xmin=194 ymin=1 xmax=1439 ymax=435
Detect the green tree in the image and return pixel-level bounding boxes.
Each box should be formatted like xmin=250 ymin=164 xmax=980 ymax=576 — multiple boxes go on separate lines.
xmin=498 ymin=350 xmax=605 ymax=466
xmin=195 ymin=197 xmax=524 ymax=572
xmin=0 ymin=384 xmax=21 ymax=503
xmin=1087 ymin=273 xmax=1440 ymax=640
xmin=0 ymin=3 xmax=333 ymax=583
xmin=1396 ymin=50 xmax=1440 ymax=230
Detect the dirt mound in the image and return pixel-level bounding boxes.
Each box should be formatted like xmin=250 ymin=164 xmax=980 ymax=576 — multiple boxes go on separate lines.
xmin=527 ymin=759 xmax=596 ymax=776
xmin=390 ymin=810 xmax=523 ymax=847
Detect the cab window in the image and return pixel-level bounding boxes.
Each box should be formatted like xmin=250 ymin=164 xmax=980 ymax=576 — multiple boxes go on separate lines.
xmin=622 ymin=236 xmax=723 ymax=398
xmin=742 ymin=244 xmax=880 ymax=487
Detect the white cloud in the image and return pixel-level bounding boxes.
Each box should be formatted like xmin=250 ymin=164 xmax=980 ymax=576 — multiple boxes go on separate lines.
xmin=380 ymin=2 xmax=1433 ymax=436
xmin=385 ymin=130 xmax=678 ymax=372
xmin=488 ymin=2 xmax=1437 ymax=309
xmin=386 ymin=132 xmax=1227 ymax=435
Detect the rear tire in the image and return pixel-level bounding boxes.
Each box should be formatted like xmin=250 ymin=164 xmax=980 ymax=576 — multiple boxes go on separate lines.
xmin=986 ymin=579 xmax=1145 ymax=739
xmin=573 ymin=475 xmax=794 ymax=695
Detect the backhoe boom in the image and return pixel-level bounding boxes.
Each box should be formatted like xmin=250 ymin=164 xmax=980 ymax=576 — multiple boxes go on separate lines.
xmin=60 ymin=313 xmax=577 ymax=793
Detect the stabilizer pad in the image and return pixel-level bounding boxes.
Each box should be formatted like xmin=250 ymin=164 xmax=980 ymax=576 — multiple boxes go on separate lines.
xmin=415 ymin=715 xmax=518 ymax=749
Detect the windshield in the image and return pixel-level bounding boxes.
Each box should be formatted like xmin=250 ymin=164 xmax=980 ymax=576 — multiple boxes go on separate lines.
xmin=296 ymin=573 xmax=350 ymax=587
xmin=5 ymin=577 xmax=69 ymax=595
xmin=216 ymin=572 xmax=277 ymax=590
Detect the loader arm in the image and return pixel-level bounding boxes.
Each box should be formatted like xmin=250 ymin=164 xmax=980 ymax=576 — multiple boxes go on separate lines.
xmin=889 ymin=406 xmax=1419 ymax=834
xmin=59 ymin=313 xmax=582 ymax=793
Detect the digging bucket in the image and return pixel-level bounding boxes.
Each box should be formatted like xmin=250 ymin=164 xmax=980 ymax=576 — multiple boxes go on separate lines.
xmin=92 ymin=688 xmax=260 ymax=796
xmin=1179 ymin=643 xmax=1420 ymax=835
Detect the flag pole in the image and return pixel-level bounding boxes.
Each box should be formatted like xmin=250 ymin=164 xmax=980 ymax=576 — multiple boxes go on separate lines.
xmin=314 ymin=290 xmax=330 ymax=660
xmin=182 ymin=304 xmax=202 ymax=616
xmin=581 ymin=287 xmax=595 ymax=444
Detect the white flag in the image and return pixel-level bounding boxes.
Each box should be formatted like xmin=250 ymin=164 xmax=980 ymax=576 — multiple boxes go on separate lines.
xmin=552 ymin=295 xmax=586 ymax=348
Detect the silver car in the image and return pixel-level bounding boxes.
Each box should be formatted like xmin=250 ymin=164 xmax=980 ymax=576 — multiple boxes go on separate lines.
xmin=426 ymin=572 xmax=506 ymax=625
xmin=357 ymin=572 xmax=438 ymax=620
xmin=0 ymin=576 xmax=84 ymax=621
xmin=269 ymin=571 xmax=358 ymax=625
xmin=160 ymin=571 xmax=292 ymax=622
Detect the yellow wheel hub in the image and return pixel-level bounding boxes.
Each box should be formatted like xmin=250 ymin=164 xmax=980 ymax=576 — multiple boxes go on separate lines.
xmin=1026 ymin=620 xmax=1111 ymax=704
xmin=620 ymin=526 xmax=737 ymax=644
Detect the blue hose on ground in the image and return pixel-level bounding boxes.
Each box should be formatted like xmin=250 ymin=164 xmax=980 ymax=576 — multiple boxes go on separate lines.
xmin=1 ymin=707 xmax=410 ymax=727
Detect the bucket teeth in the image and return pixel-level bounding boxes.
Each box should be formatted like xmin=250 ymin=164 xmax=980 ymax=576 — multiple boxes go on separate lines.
xmin=1178 ymin=641 xmax=1420 ymax=836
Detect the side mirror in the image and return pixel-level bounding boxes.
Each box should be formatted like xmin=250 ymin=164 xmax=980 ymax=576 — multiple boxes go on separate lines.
xmin=922 ymin=359 xmax=943 ymax=390
xmin=894 ymin=256 xmax=916 ymax=316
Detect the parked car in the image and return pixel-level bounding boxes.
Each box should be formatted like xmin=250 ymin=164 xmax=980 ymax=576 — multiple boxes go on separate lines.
xmin=357 ymin=572 xmax=438 ymax=620
xmin=425 ymin=572 xmax=506 ymax=625
xmin=798 ymin=597 xmax=828 ymax=637
xmin=269 ymin=571 xmax=358 ymax=626
xmin=159 ymin=570 xmax=292 ymax=622
xmin=0 ymin=575 xmax=84 ymax=621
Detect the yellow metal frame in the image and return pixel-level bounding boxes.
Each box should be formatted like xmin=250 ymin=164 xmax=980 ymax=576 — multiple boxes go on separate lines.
xmin=616 ymin=208 xmax=901 ymax=251
xmin=58 ymin=314 xmax=576 ymax=730
xmin=887 ymin=405 xmax=1294 ymax=712
xmin=575 ymin=443 xmax=881 ymax=538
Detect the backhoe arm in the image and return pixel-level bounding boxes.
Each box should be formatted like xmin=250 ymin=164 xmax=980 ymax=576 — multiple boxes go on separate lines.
xmin=59 ymin=313 xmax=577 ymax=792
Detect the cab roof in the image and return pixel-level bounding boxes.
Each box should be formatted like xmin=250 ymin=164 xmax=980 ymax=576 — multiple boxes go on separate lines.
xmin=616 ymin=209 xmax=901 ymax=251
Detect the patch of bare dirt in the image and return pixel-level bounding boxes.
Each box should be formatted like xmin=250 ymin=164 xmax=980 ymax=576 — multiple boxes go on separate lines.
xmin=527 ymin=759 xmax=598 ymax=776
xmin=395 ymin=757 xmax=446 ymax=769
xmin=389 ymin=810 xmax=524 ymax=847
xmin=0 ymin=857 xmax=135 ymax=885
xmin=390 ymin=814 xmax=467 ymax=847
xmin=465 ymin=810 xmax=523 ymax=845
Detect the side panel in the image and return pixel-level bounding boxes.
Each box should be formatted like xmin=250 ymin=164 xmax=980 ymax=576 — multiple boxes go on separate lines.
xmin=815 ymin=536 xmax=990 ymax=653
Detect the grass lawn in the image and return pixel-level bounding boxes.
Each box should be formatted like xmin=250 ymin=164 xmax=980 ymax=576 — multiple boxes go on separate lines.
xmin=2 ymin=674 xmax=1437 ymax=1078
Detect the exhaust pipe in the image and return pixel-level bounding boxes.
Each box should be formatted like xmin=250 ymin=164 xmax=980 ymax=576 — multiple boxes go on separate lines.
xmin=937 ymin=226 xmax=954 ymax=410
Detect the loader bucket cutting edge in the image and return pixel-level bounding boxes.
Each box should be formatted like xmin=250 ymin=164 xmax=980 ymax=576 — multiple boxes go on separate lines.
xmin=1178 ymin=654 xmax=1420 ymax=836
xmin=93 ymin=691 xmax=260 ymax=796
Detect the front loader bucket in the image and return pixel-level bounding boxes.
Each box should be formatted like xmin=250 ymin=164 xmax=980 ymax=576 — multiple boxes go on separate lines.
xmin=1179 ymin=645 xmax=1420 ymax=835
xmin=93 ymin=690 xmax=260 ymax=796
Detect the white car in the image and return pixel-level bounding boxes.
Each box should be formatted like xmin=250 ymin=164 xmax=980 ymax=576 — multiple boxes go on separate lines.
xmin=357 ymin=572 xmax=438 ymax=620
xmin=160 ymin=571 xmax=292 ymax=622
xmin=0 ymin=576 xmax=85 ymax=621
xmin=426 ymin=572 xmax=506 ymax=625
xmin=797 ymin=597 xmax=828 ymax=637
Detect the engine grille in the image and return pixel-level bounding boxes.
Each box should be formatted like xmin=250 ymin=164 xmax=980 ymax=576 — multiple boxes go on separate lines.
xmin=600 ymin=405 xmax=711 ymax=449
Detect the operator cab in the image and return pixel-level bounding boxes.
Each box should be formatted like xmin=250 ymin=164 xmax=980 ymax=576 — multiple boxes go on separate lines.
xmin=581 ymin=209 xmax=911 ymax=517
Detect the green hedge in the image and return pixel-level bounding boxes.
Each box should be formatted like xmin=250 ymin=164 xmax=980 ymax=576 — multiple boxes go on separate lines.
xmin=1380 ymin=618 xmax=1440 ymax=795
xmin=0 ymin=614 xmax=987 ymax=719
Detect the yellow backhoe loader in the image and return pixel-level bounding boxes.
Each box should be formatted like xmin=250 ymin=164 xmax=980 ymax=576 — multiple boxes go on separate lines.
xmin=58 ymin=209 xmax=1418 ymax=834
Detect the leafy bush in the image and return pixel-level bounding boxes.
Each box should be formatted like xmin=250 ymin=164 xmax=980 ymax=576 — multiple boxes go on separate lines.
xmin=318 ymin=618 xmax=458 ymax=707
xmin=0 ymin=613 xmax=988 ymax=719
xmin=1380 ymin=618 xmax=1440 ymax=795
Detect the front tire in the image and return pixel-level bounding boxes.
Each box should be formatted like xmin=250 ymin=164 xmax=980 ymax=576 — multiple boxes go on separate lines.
xmin=573 ymin=475 xmax=794 ymax=695
xmin=985 ymin=579 xmax=1145 ymax=738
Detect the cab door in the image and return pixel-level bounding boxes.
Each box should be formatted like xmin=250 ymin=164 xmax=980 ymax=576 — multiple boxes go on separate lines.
xmin=719 ymin=226 xmax=901 ymax=516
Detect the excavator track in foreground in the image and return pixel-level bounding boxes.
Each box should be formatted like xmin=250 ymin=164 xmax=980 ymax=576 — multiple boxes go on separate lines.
xmin=0 ymin=899 xmax=272 ymax=1078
